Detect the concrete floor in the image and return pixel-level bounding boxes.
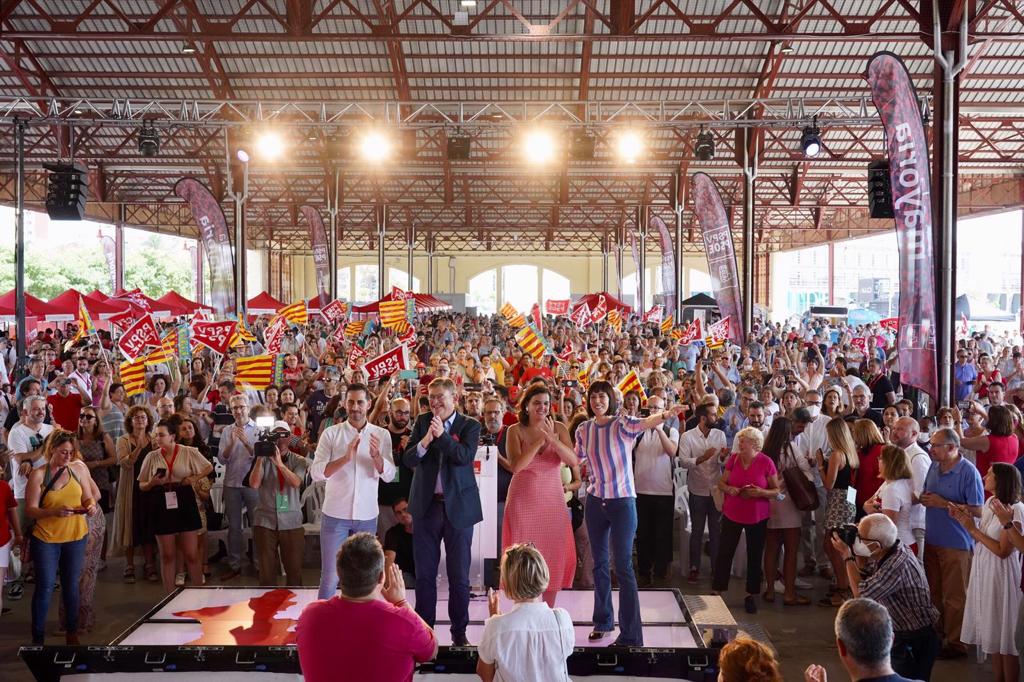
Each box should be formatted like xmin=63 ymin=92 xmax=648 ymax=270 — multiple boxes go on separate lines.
xmin=0 ymin=548 xmax=991 ymax=681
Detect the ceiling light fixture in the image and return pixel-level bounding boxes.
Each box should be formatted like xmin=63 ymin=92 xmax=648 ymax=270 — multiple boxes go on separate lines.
xmin=358 ymin=129 xmax=393 ymax=163
xmin=138 ymin=122 xmax=160 ymax=157
xmin=800 ymin=116 xmax=822 ymax=158
xmin=695 ymin=125 xmax=715 ymax=161
xmin=523 ymin=128 xmax=558 ymax=164
xmin=256 ymin=130 xmax=285 ymax=161
xmin=181 ymin=43 xmax=198 ymax=54
xmin=615 ymin=129 xmax=644 ymax=164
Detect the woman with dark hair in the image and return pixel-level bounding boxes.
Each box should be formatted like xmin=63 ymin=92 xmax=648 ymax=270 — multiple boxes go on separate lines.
xmin=952 ymin=462 xmax=1024 ymax=681
xmin=144 ymin=372 xmax=179 ymax=420
xmin=961 ymin=404 xmax=1019 ymax=482
xmin=503 ymin=383 xmax=578 ymax=607
xmin=113 ymin=405 xmax=157 ymax=583
xmin=574 ymin=380 xmax=685 ymax=646
xmin=174 ymin=416 xmax=214 ymax=583
xmin=138 ymin=418 xmax=213 ymax=592
xmin=761 ymin=417 xmax=812 ymax=605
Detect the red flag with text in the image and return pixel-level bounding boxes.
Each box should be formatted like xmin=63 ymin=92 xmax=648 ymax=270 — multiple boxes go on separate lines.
xmin=677 ymin=318 xmax=703 ymax=345
xmin=117 ymin=315 xmax=161 ymax=361
xmin=364 ymin=345 xmax=409 ymax=382
xmin=643 ymin=305 xmax=663 ymax=324
xmin=545 ymin=299 xmax=570 ymax=316
xmin=570 ymin=303 xmax=592 ymax=329
xmin=190 ymin=320 xmax=238 ymax=356
xmin=264 ymin=315 xmax=288 ymax=354
xmin=706 ymin=317 xmax=731 ymax=348
xmin=590 ymin=295 xmax=608 ymax=323
xmin=531 ymin=303 xmax=543 ymax=330
xmin=320 ymin=299 xmax=348 ymax=325
xmin=879 ymin=318 xmax=899 ymax=333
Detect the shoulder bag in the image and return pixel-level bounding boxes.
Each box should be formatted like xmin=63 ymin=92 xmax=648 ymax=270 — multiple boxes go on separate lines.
xmin=782 ymin=446 xmax=819 ymax=512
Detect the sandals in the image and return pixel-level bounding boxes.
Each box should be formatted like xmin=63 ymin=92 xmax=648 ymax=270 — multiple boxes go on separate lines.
xmin=123 ymin=566 xmax=136 ymax=584
xmin=818 ymin=589 xmax=850 ymax=607
xmin=588 ymin=630 xmax=612 ymax=641
xmin=762 ymin=590 xmax=775 ymax=603
xmin=784 ymin=595 xmax=811 ymax=606
xmin=144 ymin=564 xmax=159 ymax=583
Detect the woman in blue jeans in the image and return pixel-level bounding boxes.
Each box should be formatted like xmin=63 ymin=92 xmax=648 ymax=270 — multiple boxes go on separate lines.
xmin=24 ymin=430 xmax=102 ymax=644
xmin=573 ymin=381 xmax=684 ymax=646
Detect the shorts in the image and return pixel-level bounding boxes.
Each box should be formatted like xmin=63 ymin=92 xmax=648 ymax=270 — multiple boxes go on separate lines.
xmin=0 ymin=537 xmax=12 ymax=568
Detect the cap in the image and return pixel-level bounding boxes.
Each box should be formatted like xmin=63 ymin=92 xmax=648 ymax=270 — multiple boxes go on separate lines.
xmin=271 ymin=420 xmax=291 ymax=436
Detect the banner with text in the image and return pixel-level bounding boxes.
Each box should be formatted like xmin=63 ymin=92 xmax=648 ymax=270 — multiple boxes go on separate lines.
xmin=300 ymin=205 xmax=331 ymax=309
xmin=175 ymin=178 xmax=235 ymax=316
xmin=692 ymin=173 xmax=745 ymax=345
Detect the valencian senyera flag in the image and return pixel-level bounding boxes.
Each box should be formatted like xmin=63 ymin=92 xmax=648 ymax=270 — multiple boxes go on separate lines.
xmin=234 ymin=355 xmax=276 ymax=390
xmin=617 ymin=369 xmax=647 ymax=404
xmin=379 ymin=299 xmax=408 ymax=331
xmin=120 ymin=358 xmax=147 ymax=397
xmin=278 ymin=301 xmax=308 ymax=326
xmin=867 ymin=52 xmax=938 ymax=400
xmin=501 ymin=303 xmax=526 ymax=329
xmin=515 ymin=324 xmax=547 ymax=361
xmin=175 ymin=178 xmax=235 ymax=316
xmin=692 ymin=173 xmax=745 ymax=346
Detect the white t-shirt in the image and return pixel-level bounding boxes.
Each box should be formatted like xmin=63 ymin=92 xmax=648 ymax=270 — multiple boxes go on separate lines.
xmin=633 ymin=426 xmax=680 ymax=496
xmin=877 ymin=478 xmax=916 ymax=547
xmin=478 ymin=602 xmax=574 ymax=682
xmin=904 ymin=442 xmax=930 ymax=531
xmin=7 ymin=421 xmax=55 ymax=498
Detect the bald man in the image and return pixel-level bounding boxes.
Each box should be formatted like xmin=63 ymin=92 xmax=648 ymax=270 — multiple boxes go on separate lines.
xmin=379 ymin=397 xmax=415 ymax=537
xmin=892 ymin=416 xmax=930 ymax=558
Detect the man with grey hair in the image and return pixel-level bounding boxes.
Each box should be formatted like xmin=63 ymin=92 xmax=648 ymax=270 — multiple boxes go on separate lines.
xmin=830 ymin=514 xmax=939 ymax=680
xmin=845 ymin=384 xmax=884 ymax=429
xmin=891 ymin=416 xmax=929 ymax=558
xmin=804 ymin=598 xmax=916 ymax=682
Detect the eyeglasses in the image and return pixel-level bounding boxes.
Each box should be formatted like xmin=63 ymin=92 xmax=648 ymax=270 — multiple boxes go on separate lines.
xmin=80 ymin=414 xmax=96 ymax=421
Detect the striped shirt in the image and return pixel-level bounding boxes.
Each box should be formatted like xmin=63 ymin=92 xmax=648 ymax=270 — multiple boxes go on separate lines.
xmin=859 ymin=541 xmax=938 ymax=632
xmin=574 ymin=415 xmax=645 ymax=499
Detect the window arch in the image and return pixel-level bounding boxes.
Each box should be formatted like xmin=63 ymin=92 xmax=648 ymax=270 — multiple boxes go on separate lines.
xmin=466 ymin=265 xmax=570 ymax=315
xmin=388 ymin=267 xmax=420 ymax=293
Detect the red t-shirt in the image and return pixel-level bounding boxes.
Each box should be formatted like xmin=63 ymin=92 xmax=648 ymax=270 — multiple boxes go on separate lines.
xmin=519 ymin=366 xmax=553 ymax=386
xmin=297 ymin=597 xmax=435 ymax=682
xmin=47 ymin=392 xmax=83 ymax=432
xmin=855 ymin=444 xmax=884 ymax=508
xmin=0 ymin=480 xmax=15 ymax=546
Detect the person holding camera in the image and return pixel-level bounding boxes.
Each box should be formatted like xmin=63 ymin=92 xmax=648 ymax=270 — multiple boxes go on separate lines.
xmin=138 ymin=419 xmax=214 ymax=593
xmin=247 ymin=420 xmax=308 ymax=586
xmin=829 ymin=513 xmax=939 ymax=680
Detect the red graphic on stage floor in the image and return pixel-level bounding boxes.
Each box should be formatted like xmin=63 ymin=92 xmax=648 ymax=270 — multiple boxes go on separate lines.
xmin=173 ymin=588 xmax=299 ymax=645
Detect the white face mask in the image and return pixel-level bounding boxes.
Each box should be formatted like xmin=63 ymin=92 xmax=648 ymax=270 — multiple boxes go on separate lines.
xmin=917 ymin=432 xmax=931 ymax=443
xmin=852 ymin=538 xmax=875 ymax=557
xmin=806 ymin=405 xmax=821 ymax=418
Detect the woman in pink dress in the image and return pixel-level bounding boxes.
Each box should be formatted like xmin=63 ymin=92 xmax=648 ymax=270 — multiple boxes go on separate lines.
xmin=504 ymin=382 xmax=578 ymax=607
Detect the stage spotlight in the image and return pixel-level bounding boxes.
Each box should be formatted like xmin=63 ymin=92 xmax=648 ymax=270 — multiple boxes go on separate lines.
xmin=358 ymin=130 xmax=393 ymax=163
xmin=800 ymin=117 xmax=822 ymax=157
xmin=236 ymin=148 xmax=250 ymax=163
xmin=181 ymin=42 xmax=197 ymax=54
xmin=138 ymin=122 xmax=160 ymax=157
xmin=695 ymin=126 xmax=715 ymax=161
xmin=615 ymin=130 xmax=644 ymax=164
xmin=256 ymin=130 xmax=285 ymax=161
xmin=523 ymin=128 xmax=558 ymax=164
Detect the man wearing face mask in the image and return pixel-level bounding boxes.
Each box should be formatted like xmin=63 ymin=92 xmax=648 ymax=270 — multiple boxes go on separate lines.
xmin=830 ymin=513 xmax=939 ymax=681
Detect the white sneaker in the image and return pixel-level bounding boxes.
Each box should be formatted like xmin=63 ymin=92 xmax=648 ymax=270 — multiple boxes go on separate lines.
xmin=795 ymin=577 xmax=813 ymax=589
xmin=174 ymin=572 xmax=186 ymax=587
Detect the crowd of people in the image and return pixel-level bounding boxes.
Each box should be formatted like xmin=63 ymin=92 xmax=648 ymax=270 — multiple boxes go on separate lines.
xmin=1 ymin=307 xmax=1023 ymax=681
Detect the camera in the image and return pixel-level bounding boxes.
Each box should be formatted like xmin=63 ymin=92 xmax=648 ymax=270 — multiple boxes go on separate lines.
xmin=832 ymin=523 xmax=859 ymax=550
xmin=253 ymin=415 xmax=278 ymax=457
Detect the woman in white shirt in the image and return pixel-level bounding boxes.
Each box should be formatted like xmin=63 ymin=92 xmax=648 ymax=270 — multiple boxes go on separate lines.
xmin=477 ymin=544 xmax=574 ymax=682
xmin=863 ymin=445 xmax=917 ymax=552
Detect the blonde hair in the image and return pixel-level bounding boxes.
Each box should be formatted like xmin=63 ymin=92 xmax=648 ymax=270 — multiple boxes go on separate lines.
xmin=851 ymin=419 xmax=885 ymax=450
xmin=879 ymin=445 xmax=912 ymax=481
xmin=735 ymin=426 xmax=765 ymax=451
xmin=501 ymin=543 xmax=550 ymax=601
xmin=826 ymin=418 xmax=860 ymax=470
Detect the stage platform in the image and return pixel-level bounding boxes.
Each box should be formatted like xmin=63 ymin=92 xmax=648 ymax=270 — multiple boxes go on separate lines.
xmin=20 ymin=587 xmax=742 ymax=681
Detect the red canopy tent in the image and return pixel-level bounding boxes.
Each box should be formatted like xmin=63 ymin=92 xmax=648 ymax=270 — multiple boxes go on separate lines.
xmin=306 ymin=294 xmax=333 ymax=312
xmin=84 ymin=289 xmax=109 ymax=301
xmin=572 ymin=292 xmax=632 ymax=314
xmin=47 ymin=288 xmax=130 ymax=319
xmin=0 ymin=290 xmax=66 ymax=321
xmin=351 ymin=292 xmax=452 ymax=315
xmin=158 ymin=290 xmax=213 ymax=315
xmin=112 ymin=288 xmax=182 ymax=317
xmin=247 ymin=291 xmax=287 ymax=315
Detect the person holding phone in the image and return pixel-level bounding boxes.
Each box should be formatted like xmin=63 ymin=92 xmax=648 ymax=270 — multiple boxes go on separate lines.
xmin=24 ymin=430 xmax=101 ymax=645
xmin=138 ymin=419 xmax=214 ymax=592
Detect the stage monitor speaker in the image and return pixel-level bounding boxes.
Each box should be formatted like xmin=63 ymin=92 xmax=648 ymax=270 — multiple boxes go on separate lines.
xmin=44 ymin=162 xmax=89 ymax=221
xmin=868 ymin=160 xmax=894 ymax=219
xmin=447 ymin=135 xmax=471 ymax=160
xmin=569 ymin=131 xmax=595 ymax=160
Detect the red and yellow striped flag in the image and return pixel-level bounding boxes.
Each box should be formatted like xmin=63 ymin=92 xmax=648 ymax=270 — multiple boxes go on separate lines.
xmin=120 ymin=358 xmax=147 ymax=397
xmin=344 ymin=320 xmax=366 ymax=337
xmin=514 ymin=325 xmax=545 ymax=361
xmin=578 ymin=368 xmax=590 ymax=392
xmin=606 ymin=309 xmax=622 ymax=334
xmin=671 ymin=327 xmax=684 ymax=342
xmin=278 ymin=301 xmax=308 ymax=326
xmin=617 ymin=369 xmax=647 ymax=404
xmin=379 ymin=299 xmax=408 ymax=331
xmin=501 ymin=303 xmax=526 ymax=329
xmin=660 ymin=314 xmax=674 ymax=334
xmin=230 ymin=314 xmax=258 ymax=347
xmin=234 ymin=354 xmax=276 ymax=390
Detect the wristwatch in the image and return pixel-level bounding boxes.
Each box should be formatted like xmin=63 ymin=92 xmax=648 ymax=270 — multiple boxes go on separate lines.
xmin=1004 ymin=522 xmax=1015 ymax=530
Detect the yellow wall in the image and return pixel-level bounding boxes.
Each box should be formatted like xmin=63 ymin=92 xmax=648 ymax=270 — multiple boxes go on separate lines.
xmin=284 ymin=251 xmax=711 ymax=302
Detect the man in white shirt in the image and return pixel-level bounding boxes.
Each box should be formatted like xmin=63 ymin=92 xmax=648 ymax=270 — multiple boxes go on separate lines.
xmin=633 ymin=395 xmax=680 ymax=587
xmin=678 ymin=402 xmax=728 ymax=584
xmin=311 ymin=382 xmax=395 ymax=599
xmin=892 ymin=416 xmax=929 ymax=559
xmin=796 ymin=403 xmax=832 ymax=577
xmin=6 ymin=395 xmax=54 ymax=600
xmin=67 ymin=354 xmax=94 ymax=402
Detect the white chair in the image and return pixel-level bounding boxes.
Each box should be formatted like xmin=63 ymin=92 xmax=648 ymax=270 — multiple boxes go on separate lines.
xmin=301 ymin=479 xmax=326 ymax=536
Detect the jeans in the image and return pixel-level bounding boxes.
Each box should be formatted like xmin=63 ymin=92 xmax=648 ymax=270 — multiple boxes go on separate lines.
xmin=318 ymin=514 xmax=378 ymax=599
xmin=892 ymin=626 xmax=940 ymax=681
xmin=413 ymin=499 xmax=473 ymax=638
xmin=636 ymin=494 xmax=674 ymax=579
xmin=712 ymin=516 xmax=768 ymax=595
xmin=586 ymin=495 xmax=642 ymax=645
xmin=223 ymin=486 xmax=260 ymax=571
xmin=31 ymin=535 xmax=87 ymax=644
xmin=687 ymin=493 xmax=721 ymax=572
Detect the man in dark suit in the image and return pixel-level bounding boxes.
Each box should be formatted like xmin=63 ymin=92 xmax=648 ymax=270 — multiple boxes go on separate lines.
xmin=403 ymin=377 xmax=482 ymax=646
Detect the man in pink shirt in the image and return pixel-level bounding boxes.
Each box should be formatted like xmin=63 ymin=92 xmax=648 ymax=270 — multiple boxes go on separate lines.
xmin=297 ymin=533 xmax=437 ymax=682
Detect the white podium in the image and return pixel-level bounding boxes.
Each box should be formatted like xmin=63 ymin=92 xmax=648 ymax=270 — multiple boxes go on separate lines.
xmin=437 ymin=444 xmax=499 ymax=591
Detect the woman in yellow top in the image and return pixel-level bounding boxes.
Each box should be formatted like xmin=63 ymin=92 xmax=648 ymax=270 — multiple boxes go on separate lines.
xmin=25 ymin=430 xmax=101 ymax=645
xmin=137 ymin=418 xmax=213 ymax=592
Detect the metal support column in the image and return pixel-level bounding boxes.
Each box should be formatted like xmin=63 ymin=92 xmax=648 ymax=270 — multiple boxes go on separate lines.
xmin=407 ymin=224 xmax=416 ymax=291
xmin=426 ymin=233 xmax=434 ymax=295
xmin=114 ymin=211 xmax=125 ymax=293
xmin=615 ymin=232 xmax=625 ymax=301
xmin=742 ymin=127 xmax=757 ymax=336
xmin=601 ymin=239 xmax=610 ymax=293
xmin=827 ymin=242 xmax=835 ymax=305
xmin=327 ymin=169 xmax=339 ymax=300
xmin=933 ymin=7 xmax=968 ymax=406
xmin=233 ymin=189 xmax=247 ymax=314
xmin=13 ymin=118 xmax=26 ymax=370
xmin=194 ymin=244 xmax=204 ymax=305
xmin=376 ymin=205 xmax=387 ymax=300
xmin=637 ymin=205 xmax=648 ymax=316
xmin=674 ymin=171 xmax=685 ymax=317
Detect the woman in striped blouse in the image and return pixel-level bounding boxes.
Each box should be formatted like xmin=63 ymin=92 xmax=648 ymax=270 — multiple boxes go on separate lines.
xmin=574 ymin=380 xmax=685 ymax=647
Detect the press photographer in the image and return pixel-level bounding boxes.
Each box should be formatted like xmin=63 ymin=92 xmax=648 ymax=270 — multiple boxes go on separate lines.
xmin=247 ymin=419 xmax=308 ymax=586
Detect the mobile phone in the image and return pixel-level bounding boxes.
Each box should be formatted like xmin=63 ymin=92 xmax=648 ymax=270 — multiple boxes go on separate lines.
xmin=562 ymin=379 xmax=578 ymax=388
xmin=154 ymin=467 xmax=167 ymax=478
xmin=640 ymin=407 xmax=651 ymax=417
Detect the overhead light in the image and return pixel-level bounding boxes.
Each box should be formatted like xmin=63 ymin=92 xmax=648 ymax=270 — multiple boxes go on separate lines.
xmin=256 ymin=130 xmax=285 ymax=160
xmin=695 ymin=125 xmax=715 ymax=161
xmin=614 ymin=129 xmax=644 ymax=164
xmin=236 ymin=148 xmax=250 ymax=163
xmin=523 ymin=128 xmax=558 ymax=164
xmin=447 ymin=133 xmax=471 ymax=160
xmin=138 ymin=122 xmax=160 ymax=157
xmin=358 ymin=129 xmax=392 ymax=163
xmin=800 ymin=116 xmax=822 ymax=158
xmin=779 ymin=43 xmax=794 ymax=55
xmin=461 ymin=0 xmax=477 ymax=6
xmin=569 ymin=129 xmax=595 ymax=160
xmin=181 ymin=43 xmax=198 ymax=54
